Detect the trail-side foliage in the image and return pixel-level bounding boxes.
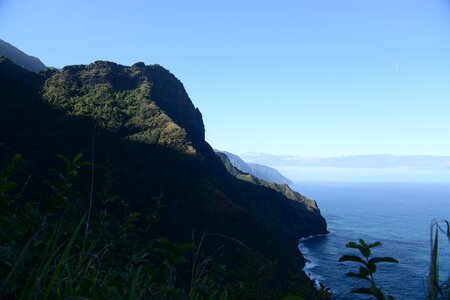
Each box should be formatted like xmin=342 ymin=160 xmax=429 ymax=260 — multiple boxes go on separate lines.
xmin=428 ymin=220 xmax=450 ymax=300
xmin=0 ymin=154 xmax=330 ymax=299
xmin=338 ymin=240 xmax=398 ymax=300
xmin=340 ymin=235 xmax=450 ymax=300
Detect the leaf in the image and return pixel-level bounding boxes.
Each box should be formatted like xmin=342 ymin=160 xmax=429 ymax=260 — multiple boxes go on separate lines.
xmin=0 ymin=154 xmax=23 ymax=179
xmin=0 ymin=230 xmax=37 ymax=296
xmin=346 ymin=272 xmax=371 ymax=282
xmin=368 ymin=261 xmax=377 ymax=273
xmin=57 ymin=154 xmax=71 ymax=166
xmin=351 ymin=287 xmax=374 ymax=295
xmin=430 ymin=227 xmax=439 ymax=300
xmin=361 ymin=247 xmax=371 ymax=258
xmin=358 ymin=266 xmax=370 ymax=277
xmin=128 ymin=265 xmax=142 ymax=300
xmin=356 ymin=239 xmax=371 ymax=258
xmin=445 ymin=220 xmax=450 ymax=241
xmin=346 ymin=241 xmax=358 ymax=249
xmin=79 ymin=162 xmax=92 ymax=167
xmin=73 ymin=153 xmax=83 ymax=162
xmin=338 ymin=255 xmax=366 ymax=265
xmin=369 ymin=257 xmax=399 ymax=264
xmin=43 ymin=215 xmax=86 ymax=300
xmin=0 ymin=181 xmax=18 ymax=193
xmin=369 ymin=241 xmax=382 ymax=248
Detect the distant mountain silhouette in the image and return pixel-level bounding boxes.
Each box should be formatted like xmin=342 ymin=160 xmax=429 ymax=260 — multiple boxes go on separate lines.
xmin=217 ymin=150 xmax=292 ymax=184
xmin=0 ymin=39 xmax=46 ymax=72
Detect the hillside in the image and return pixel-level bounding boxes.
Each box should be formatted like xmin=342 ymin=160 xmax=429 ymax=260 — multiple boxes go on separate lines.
xmin=0 ymin=39 xmax=46 ymax=72
xmin=216 ymin=152 xmax=320 ymax=212
xmin=218 ymin=150 xmax=292 ymax=184
xmin=0 ymin=57 xmax=327 ymax=299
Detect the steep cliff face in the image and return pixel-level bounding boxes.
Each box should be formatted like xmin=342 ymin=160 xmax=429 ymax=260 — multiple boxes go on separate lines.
xmin=42 ymin=61 xmax=205 ymax=153
xmin=0 ymin=58 xmax=327 ymax=296
xmin=217 ymin=152 xmax=327 ymax=236
xmin=38 ymin=59 xmax=327 ymax=234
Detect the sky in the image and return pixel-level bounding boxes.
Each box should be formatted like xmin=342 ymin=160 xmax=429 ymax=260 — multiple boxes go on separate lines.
xmin=1 ymin=0 xmax=450 ymax=157
xmin=241 ymin=153 xmax=450 ymax=182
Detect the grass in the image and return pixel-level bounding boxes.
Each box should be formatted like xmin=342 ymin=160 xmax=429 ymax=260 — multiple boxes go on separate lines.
xmin=428 ymin=219 xmax=450 ymax=300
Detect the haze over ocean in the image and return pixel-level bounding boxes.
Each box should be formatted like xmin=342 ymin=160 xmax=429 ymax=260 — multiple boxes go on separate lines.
xmin=294 ymin=182 xmax=450 ymax=299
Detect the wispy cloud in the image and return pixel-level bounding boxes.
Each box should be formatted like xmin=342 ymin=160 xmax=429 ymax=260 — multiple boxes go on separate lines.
xmin=240 ymin=153 xmax=450 ymax=182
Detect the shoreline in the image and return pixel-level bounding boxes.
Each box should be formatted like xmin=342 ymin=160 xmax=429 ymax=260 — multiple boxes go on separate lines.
xmin=298 ymin=233 xmax=329 ymax=289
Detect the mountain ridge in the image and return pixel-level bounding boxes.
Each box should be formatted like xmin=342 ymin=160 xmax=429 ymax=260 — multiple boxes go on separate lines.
xmin=217 ymin=150 xmax=292 ymax=184
xmin=0 ymin=38 xmax=46 ymax=72
xmin=0 ymin=56 xmax=327 ymax=297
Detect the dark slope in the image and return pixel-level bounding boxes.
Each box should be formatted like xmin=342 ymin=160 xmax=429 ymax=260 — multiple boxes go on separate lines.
xmin=218 ymin=150 xmax=293 ymax=184
xmin=216 ymin=152 xmax=322 ymax=215
xmin=0 ymin=39 xmax=46 ymax=72
xmin=0 ymin=58 xmax=327 ymax=297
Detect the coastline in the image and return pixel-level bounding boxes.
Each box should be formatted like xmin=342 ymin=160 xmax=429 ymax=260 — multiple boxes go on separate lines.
xmin=298 ymin=233 xmax=329 ymax=289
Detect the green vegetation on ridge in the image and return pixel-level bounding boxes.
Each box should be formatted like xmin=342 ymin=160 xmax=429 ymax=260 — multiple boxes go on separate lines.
xmin=0 ymin=57 xmax=328 ymax=299
xmin=217 ymin=151 xmax=293 ymax=185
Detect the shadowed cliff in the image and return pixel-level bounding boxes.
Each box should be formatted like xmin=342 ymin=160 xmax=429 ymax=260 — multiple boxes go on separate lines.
xmin=0 ymin=57 xmax=327 ymax=297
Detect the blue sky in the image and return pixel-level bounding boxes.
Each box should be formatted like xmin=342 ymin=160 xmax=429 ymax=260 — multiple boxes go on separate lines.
xmin=1 ymin=0 xmax=450 ymax=157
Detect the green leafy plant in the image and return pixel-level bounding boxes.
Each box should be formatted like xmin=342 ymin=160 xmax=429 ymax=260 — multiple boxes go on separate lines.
xmin=338 ymin=239 xmax=398 ymax=300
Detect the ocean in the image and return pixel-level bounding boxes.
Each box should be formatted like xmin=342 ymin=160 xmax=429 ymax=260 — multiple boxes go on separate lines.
xmin=293 ymin=182 xmax=450 ymax=299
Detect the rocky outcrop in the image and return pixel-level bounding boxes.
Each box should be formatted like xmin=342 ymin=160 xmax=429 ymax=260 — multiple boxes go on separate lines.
xmin=42 ymin=61 xmax=205 ymax=154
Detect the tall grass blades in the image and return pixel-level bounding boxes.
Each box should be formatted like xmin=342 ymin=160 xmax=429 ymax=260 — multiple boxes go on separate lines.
xmin=43 ymin=215 xmax=86 ymax=300
xmin=428 ymin=220 xmax=450 ymax=300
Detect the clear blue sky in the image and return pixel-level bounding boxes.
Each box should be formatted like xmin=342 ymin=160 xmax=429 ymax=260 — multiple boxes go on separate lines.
xmin=1 ymin=0 xmax=450 ymax=157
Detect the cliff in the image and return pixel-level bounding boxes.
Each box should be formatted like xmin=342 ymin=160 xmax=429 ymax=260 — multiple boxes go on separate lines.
xmin=0 ymin=57 xmax=327 ymax=298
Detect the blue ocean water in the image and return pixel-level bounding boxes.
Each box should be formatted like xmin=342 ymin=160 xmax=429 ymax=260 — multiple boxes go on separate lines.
xmin=293 ymin=182 xmax=450 ymax=299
